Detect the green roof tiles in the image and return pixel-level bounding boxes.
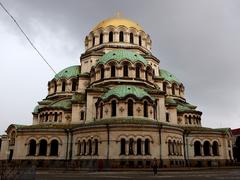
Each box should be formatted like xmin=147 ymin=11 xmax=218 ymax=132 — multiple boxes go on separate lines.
xmin=101 ymin=85 xmax=154 ymax=101
xmin=165 ymin=98 xmax=197 ymax=113
xmin=97 ymin=49 xmax=147 ymax=65
xmin=50 ymin=99 xmax=72 ymax=110
xmin=54 ymin=65 xmax=80 ymax=80
xmin=160 ymin=69 xmax=182 ymax=85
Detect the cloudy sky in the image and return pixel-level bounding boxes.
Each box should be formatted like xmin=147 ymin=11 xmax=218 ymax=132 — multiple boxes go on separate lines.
xmin=0 ymin=0 xmax=239 ymax=134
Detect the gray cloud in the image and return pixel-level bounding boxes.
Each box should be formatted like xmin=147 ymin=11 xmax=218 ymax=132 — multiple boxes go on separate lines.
xmin=0 ymin=0 xmax=240 ymax=133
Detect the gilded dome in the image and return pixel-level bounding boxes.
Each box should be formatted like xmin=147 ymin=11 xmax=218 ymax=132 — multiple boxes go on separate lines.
xmin=93 ymin=17 xmax=143 ymax=31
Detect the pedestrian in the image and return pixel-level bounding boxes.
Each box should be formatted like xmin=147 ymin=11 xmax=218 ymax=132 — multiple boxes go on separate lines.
xmin=152 ymin=158 xmax=158 ymax=176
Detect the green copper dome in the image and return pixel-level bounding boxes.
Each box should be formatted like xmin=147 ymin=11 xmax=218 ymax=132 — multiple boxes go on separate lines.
xmin=160 ymin=69 xmax=182 ymax=85
xmin=101 ymin=85 xmax=154 ymax=101
xmin=50 ymin=99 xmax=72 ymax=110
xmin=54 ymin=65 xmax=80 ymax=80
xmin=97 ymin=49 xmax=147 ymax=65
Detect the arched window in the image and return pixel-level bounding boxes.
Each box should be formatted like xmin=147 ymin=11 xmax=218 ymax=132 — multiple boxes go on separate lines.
xmin=137 ymin=139 xmax=142 ymax=155
xmin=88 ymin=139 xmax=92 ymax=155
xmin=194 ymin=141 xmax=201 ymax=156
xmin=83 ymin=140 xmax=86 ymax=155
xmin=168 ymin=140 xmax=172 ymax=155
xmin=129 ymin=138 xmax=134 ymax=155
xmin=172 ymin=84 xmax=175 ymax=95
xmin=62 ymin=81 xmax=66 ymax=92
xmin=72 ymin=79 xmax=77 ymax=91
xmin=130 ymin=33 xmax=134 ymax=44
xmin=139 ymin=35 xmax=142 ymax=46
xmin=163 ymin=82 xmax=167 ymax=93
xmin=120 ymin=138 xmax=126 ymax=155
xmin=119 ymin=31 xmax=124 ymax=42
xmin=123 ymin=64 xmax=128 ymax=77
xmin=92 ymin=36 xmax=95 ymax=46
xmin=94 ymin=139 xmax=98 ymax=155
xmin=109 ymin=31 xmax=113 ymax=42
xmin=212 ymin=141 xmax=219 ymax=156
xmin=136 ymin=66 xmax=140 ymax=78
xmin=53 ymin=81 xmax=57 ymax=93
xmin=189 ymin=116 xmax=192 ymax=124
xmin=54 ymin=112 xmax=58 ymax=122
xmin=111 ymin=100 xmax=117 ymax=117
xmin=99 ymin=33 xmax=103 ymax=44
xmin=100 ymin=66 xmax=104 ymax=79
xmin=128 ymin=99 xmax=134 ymax=116
xmin=80 ymin=111 xmax=84 ymax=120
xmin=144 ymin=101 xmax=148 ymax=117
xmin=29 ymin=139 xmax=36 ymax=156
xmin=50 ymin=140 xmax=58 ymax=156
xmin=203 ymin=141 xmax=210 ymax=156
xmin=100 ymin=103 xmax=103 ymax=119
xmin=145 ymin=70 xmax=148 ymax=81
xmin=45 ymin=113 xmax=48 ymax=122
xmin=145 ymin=139 xmax=150 ymax=155
xmin=39 ymin=139 xmax=47 ymax=156
xmin=77 ymin=141 xmax=81 ymax=155
xmin=111 ymin=65 xmax=116 ymax=77
xmin=166 ymin=112 xmax=170 ymax=122
xmin=173 ymin=140 xmax=177 ymax=155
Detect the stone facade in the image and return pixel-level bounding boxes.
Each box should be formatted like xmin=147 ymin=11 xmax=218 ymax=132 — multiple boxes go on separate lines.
xmin=0 ymin=16 xmax=233 ymax=168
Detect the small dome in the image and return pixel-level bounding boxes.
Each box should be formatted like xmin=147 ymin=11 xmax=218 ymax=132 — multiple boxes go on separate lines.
xmin=93 ymin=16 xmax=143 ymax=31
xmin=160 ymin=69 xmax=182 ymax=85
xmin=97 ymin=49 xmax=147 ymax=65
xmin=54 ymin=65 xmax=80 ymax=80
xmin=101 ymin=85 xmax=154 ymax=101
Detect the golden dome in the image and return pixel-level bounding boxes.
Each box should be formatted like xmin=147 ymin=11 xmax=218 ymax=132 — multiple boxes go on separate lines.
xmin=93 ymin=16 xmax=143 ymax=31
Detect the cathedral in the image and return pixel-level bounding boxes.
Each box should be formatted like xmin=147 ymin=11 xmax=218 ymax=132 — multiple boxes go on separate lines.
xmin=0 ymin=16 xmax=233 ymax=168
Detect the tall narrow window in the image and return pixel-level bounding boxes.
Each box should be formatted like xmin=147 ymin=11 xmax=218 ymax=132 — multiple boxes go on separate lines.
xmin=45 ymin=113 xmax=48 ymax=122
xmin=166 ymin=112 xmax=170 ymax=122
xmin=94 ymin=139 xmax=98 ymax=155
xmin=163 ymin=82 xmax=167 ymax=93
xmin=100 ymin=33 xmax=103 ymax=44
xmin=145 ymin=70 xmax=148 ymax=81
xmin=29 ymin=139 xmax=36 ymax=156
xmin=39 ymin=139 xmax=47 ymax=156
xmin=50 ymin=140 xmax=58 ymax=156
xmin=92 ymin=36 xmax=95 ymax=46
xmin=100 ymin=103 xmax=103 ymax=119
xmin=83 ymin=140 xmax=86 ymax=155
xmin=129 ymin=138 xmax=134 ymax=155
xmin=53 ymin=81 xmax=57 ymax=93
xmin=136 ymin=66 xmax=140 ymax=78
xmin=139 ymin=35 xmax=142 ymax=46
xmin=168 ymin=140 xmax=172 ymax=155
xmin=88 ymin=139 xmax=92 ymax=155
xmin=119 ymin=31 xmax=124 ymax=42
xmin=128 ymin=99 xmax=134 ymax=116
xmin=111 ymin=100 xmax=117 ymax=117
xmin=111 ymin=65 xmax=116 ymax=77
xmin=172 ymin=84 xmax=175 ymax=95
xmin=203 ymin=141 xmax=210 ymax=156
xmin=145 ymin=139 xmax=150 ymax=155
xmin=109 ymin=31 xmax=113 ymax=42
xmin=72 ymin=79 xmax=77 ymax=91
xmin=80 ymin=111 xmax=84 ymax=120
xmin=100 ymin=66 xmax=104 ymax=79
xmin=189 ymin=116 xmax=192 ymax=124
xmin=144 ymin=101 xmax=148 ymax=117
xmin=212 ymin=141 xmax=219 ymax=156
xmin=120 ymin=138 xmax=126 ymax=155
xmin=77 ymin=141 xmax=81 ymax=155
xmin=62 ymin=81 xmax=66 ymax=92
xmin=130 ymin=33 xmax=134 ymax=44
xmin=137 ymin=139 xmax=142 ymax=155
xmin=123 ymin=64 xmax=128 ymax=77
xmin=54 ymin=112 xmax=58 ymax=122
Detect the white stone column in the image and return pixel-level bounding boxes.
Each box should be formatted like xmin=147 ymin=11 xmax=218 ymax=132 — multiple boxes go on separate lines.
xmin=125 ymin=32 xmax=130 ymax=43
xmin=92 ymin=141 xmax=95 ymax=155
xmin=103 ymin=32 xmax=108 ymax=43
xmin=200 ymin=145 xmax=204 ymax=156
xmin=209 ymin=145 xmax=213 ymax=156
xmin=114 ymin=32 xmax=119 ymax=42
xmin=47 ymin=144 xmax=51 ymax=156
xmin=126 ymin=141 xmax=129 ymax=155
xmin=142 ymin=141 xmax=145 ymax=155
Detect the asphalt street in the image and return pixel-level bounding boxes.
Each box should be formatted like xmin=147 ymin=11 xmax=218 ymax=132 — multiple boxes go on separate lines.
xmin=35 ymin=168 xmax=240 ymax=180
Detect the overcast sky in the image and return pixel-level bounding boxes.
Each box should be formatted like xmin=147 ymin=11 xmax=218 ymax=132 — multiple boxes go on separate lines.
xmin=0 ymin=0 xmax=239 ymax=134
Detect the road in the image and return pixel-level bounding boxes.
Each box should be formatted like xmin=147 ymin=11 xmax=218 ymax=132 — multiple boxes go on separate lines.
xmin=35 ymin=168 xmax=240 ymax=180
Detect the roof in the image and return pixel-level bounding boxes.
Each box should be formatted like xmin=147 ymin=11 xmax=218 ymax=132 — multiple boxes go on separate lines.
xmin=54 ymin=65 xmax=80 ymax=80
xmin=101 ymin=85 xmax=154 ymax=101
xmin=165 ymin=98 xmax=198 ymax=113
xmin=232 ymin=128 xmax=240 ymax=135
xmin=50 ymin=99 xmax=72 ymax=110
xmin=93 ymin=16 xmax=143 ymax=31
xmin=160 ymin=69 xmax=182 ymax=85
xmin=97 ymin=49 xmax=147 ymax=66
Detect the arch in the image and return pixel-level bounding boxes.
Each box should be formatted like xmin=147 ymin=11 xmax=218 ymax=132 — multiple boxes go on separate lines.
xmin=212 ymin=141 xmax=219 ymax=156
xmin=194 ymin=141 xmax=201 ymax=156
xmin=99 ymin=33 xmax=103 ymax=44
xmin=111 ymin=100 xmax=117 ymax=117
xmin=203 ymin=141 xmax=210 ymax=156
xmin=120 ymin=138 xmax=126 ymax=155
xmin=109 ymin=31 xmax=113 ymax=42
xmin=129 ymin=138 xmax=134 ymax=155
xmin=144 ymin=101 xmax=148 ymax=117
xmin=61 ymin=81 xmax=66 ymax=92
xmin=123 ymin=64 xmax=129 ymax=77
xmin=130 ymin=32 xmax=134 ymax=44
xmin=128 ymin=99 xmax=134 ymax=116
xmin=28 ymin=139 xmax=36 ymax=156
xmin=111 ymin=64 xmax=116 ymax=77
xmin=39 ymin=139 xmax=47 ymax=156
xmin=119 ymin=31 xmax=124 ymax=42
xmin=50 ymin=139 xmax=58 ymax=156
xmin=145 ymin=138 xmax=150 ymax=155
xmin=137 ymin=138 xmax=142 ymax=155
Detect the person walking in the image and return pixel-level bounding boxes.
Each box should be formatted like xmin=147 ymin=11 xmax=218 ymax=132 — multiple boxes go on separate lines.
xmin=152 ymin=158 xmax=158 ymax=176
